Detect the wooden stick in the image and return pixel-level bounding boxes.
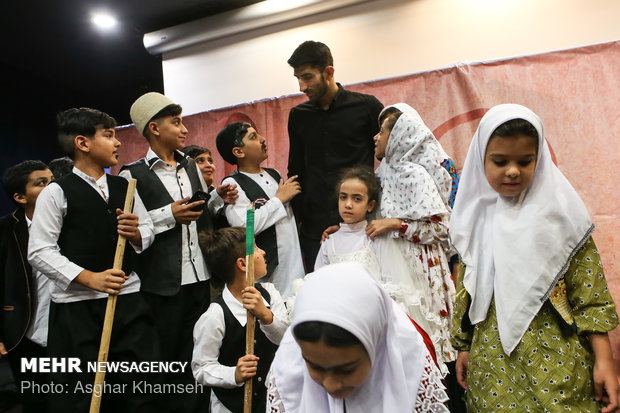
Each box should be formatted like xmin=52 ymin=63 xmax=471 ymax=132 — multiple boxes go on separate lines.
xmin=89 ymin=178 xmax=137 ymax=413
xmin=243 ymin=205 xmax=255 ymax=413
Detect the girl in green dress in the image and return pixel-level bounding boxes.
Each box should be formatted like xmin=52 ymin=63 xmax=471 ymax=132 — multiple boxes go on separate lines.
xmin=449 ymin=104 xmax=619 ymax=412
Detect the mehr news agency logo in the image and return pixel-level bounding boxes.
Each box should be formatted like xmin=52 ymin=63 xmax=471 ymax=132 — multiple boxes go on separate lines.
xmin=20 ymin=357 xmax=204 ymax=395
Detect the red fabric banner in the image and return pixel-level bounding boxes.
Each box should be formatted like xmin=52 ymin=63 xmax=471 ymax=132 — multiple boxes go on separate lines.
xmin=115 ymin=39 xmax=620 ymax=357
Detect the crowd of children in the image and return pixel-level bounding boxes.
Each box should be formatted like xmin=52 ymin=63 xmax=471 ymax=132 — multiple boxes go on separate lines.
xmin=1 ymin=40 xmax=618 ymax=413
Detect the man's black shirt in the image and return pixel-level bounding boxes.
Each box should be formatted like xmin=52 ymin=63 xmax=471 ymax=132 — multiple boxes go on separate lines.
xmin=287 ymin=83 xmax=383 ymax=240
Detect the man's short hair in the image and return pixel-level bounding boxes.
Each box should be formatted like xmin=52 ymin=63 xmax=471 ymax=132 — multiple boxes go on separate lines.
xmin=56 ymin=108 xmax=117 ymax=156
xmin=2 ymin=160 xmax=49 ymax=204
xmin=287 ymin=40 xmax=333 ymax=71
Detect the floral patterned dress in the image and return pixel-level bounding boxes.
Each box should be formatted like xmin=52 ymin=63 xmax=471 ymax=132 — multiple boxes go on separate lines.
xmin=451 ymin=237 xmax=618 ymax=411
xmin=394 ymin=213 xmax=457 ymax=373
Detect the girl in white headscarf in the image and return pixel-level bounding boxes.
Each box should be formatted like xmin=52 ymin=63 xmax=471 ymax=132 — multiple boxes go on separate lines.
xmin=368 ymin=103 xmax=459 ymax=374
xmin=450 ymin=104 xmax=619 ymax=412
xmin=266 ymin=262 xmax=449 ymax=413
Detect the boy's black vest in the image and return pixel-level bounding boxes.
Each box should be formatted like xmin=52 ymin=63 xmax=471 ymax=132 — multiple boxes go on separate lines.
xmin=212 ymin=284 xmax=278 ymax=413
xmin=226 ymin=168 xmax=280 ymax=278
xmin=121 ymin=155 xmax=212 ymax=296
xmin=55 ymin=173 xmax=134 ymax=276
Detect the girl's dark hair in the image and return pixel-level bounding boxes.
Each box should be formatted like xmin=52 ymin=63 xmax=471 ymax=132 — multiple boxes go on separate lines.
xmin=181 ymin=145 xmax=211 ymax=159
xmin=199 ymin=227 xmax=246 ymax=288
xmin=293 ymin=321 xmax=362 ymax=347
xmin=378 ymin=107 xmax=403 ymax=128
xmin=491 ymin=118 xmax=539 ymax=141
xmin=336 ymin=165 xmax=381 ymax=205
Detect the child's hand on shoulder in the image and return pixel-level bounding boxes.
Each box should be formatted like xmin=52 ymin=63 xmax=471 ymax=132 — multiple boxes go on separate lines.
xmin=74 ymin=269 xmax=128 ymax=295
xmin=116 ymin=209 xmax=141 ymax=245
xmin=366 ymin=218 xmax=402 ymax=240
xmin=235 ymin=354 xmax=259 ymax=384
xmin=217 ymin=183 xmax=238 ymax=204
xmin=321 ymin=225 xmax=340 ymax=243
xmin=242 ymin=286 xmax=273 ymax=325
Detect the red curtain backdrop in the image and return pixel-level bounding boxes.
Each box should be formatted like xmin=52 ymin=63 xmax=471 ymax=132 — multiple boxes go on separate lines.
xmin=114 ymin=40 xmax=620 ymax=357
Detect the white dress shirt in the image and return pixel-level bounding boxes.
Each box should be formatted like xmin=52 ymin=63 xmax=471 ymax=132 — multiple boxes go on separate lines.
xmin=222 ymin=170 xmax=304 ymax=299
xmin=191 ymin=282 xmax=289 ymax=413
xmin=23 ymin=216 xmax=51 ymax=347
xmin=28 ymin=167 xmax=154 ymax=303
xmin=119 ymin=148 xmax=224 ymax=285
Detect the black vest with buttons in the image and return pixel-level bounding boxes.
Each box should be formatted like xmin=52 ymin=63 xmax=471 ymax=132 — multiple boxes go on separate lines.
xmin=121 ymin=155 xmax=212 ymax=296
xmin=226 ymin=168 xmax=280 ymax=279
xmin=55 ymin=173 xmax=135 ymax=276
xmin=211 ymin=284 xmax=278 ymax=413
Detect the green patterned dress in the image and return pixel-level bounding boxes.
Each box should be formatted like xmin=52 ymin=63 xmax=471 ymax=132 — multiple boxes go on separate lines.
xmin=451 ymin=237 xmax=618 ymax=412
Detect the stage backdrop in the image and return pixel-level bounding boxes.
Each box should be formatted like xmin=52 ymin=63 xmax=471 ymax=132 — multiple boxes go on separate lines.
xmin=114 ymin=40 xmax=620 ymax=356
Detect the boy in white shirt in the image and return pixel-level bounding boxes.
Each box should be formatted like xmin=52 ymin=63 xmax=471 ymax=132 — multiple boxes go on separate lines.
xmin=216 ymin=122 xmax=304 ymax=298
xmin=192 ymin=226 xmax=289 ymax=413
xmin=28 ymin=107 xmax=160 ymax=412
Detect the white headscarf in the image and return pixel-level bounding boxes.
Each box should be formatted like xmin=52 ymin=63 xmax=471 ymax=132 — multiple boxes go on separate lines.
xmin=376 ymin=103 xmax=453 ymax=220
xmin=449 ymin=104 xmax=593 ymax=355
xmin=270 ymin=262 xmax=430 ymax=413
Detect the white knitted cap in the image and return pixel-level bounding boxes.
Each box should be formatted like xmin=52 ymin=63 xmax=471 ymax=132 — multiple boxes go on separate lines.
xmin=130 ymin=92 xmax=175 ymax=137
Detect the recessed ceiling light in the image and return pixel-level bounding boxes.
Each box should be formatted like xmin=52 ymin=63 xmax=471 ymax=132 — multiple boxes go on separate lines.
xmin=92 ymin=13 xmax=117 ymax=29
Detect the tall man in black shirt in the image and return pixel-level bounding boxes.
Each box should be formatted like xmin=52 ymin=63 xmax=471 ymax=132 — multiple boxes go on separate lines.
xmin=287 ymin=40 xmax=383 ymax=272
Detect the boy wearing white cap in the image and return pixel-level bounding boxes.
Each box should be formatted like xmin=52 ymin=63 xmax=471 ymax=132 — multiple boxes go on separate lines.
xmin=120 ymin=92 xmax=237 ymax=412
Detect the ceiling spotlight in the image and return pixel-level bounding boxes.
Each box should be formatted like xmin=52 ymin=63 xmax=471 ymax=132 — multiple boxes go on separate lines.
xmin=92 ymin=13 xmax=117 ymax=29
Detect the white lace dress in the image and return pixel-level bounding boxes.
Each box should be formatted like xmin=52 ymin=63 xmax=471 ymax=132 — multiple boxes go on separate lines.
xmin=314 ymin=220 xmax=455 ymax=374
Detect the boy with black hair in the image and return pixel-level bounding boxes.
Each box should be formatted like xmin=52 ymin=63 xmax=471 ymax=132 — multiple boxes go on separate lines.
xmin=48 ymin=156 xmax=74 ymax=179
xmin=287 ymin=40 xmax=383 ymax=272
xmin=121 ymin=92 xmax=237 ymax=412
xmin=192 ymin=227 xmax=289 ymax=413
xmin=28 ymin=107 xmax=160 ymax=412
xmin=216 ymin=122 xmax=304 ymax=299
xmin=1 ymin=160 xmax=53 ymax=412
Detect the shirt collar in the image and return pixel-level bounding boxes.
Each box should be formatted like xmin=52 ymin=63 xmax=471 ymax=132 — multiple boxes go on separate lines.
xmin=72 ymin=166 xmax=106 ymax=186
xmin=145 ymin=147 xmax=189 ymax=170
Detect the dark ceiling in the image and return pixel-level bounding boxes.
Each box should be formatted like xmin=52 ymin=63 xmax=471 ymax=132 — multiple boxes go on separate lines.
xmin=0 ymin=0 xmax=263 ymax=214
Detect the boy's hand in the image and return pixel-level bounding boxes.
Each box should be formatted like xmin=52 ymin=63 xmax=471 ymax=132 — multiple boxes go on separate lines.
xmin=321 ymin=225 xmax=340 ymax=243
xmin=116 ymin=209 xmax=141 ymax=247
xmin=366 ymin=218 xmax=402 ymax=240
xmin=242 ymin=286 xmax=273 ymax=325
xmin=234 ymin=354 xmax=259 ymax=384
xmin=216 ymin=183 xmax=238 ymax=204
xmin=0 ymin=342 xmax=7 ymax=359
xmin=171 ymin=197 xmax=204 ymax=225
xmin=74 ymin=269 xmax=128 ymax=295
xmin=455 ymin=350 xmax=469 ymax=390
xmin=275 ymin=176 xmax=301 ymax=204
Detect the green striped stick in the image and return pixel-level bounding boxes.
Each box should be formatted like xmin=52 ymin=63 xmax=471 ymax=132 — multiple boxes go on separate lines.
xmin=243 ymin=205 xmax=255 ymax=413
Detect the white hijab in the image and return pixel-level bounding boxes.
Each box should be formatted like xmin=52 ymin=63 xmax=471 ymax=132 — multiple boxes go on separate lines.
xmin=449 ymin=104 xmax=593 ymax=355
xmin=376 ymin=103 xmax=453 ymax=220
xmin=270 ymin=262 xmax=429 ymax=413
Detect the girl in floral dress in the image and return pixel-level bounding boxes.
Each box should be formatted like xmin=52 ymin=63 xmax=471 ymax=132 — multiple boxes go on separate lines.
xmin=370 ymin=103 xmax=459 ymax=374
xmin=450 ymin=104 xmax=619 ymax=412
